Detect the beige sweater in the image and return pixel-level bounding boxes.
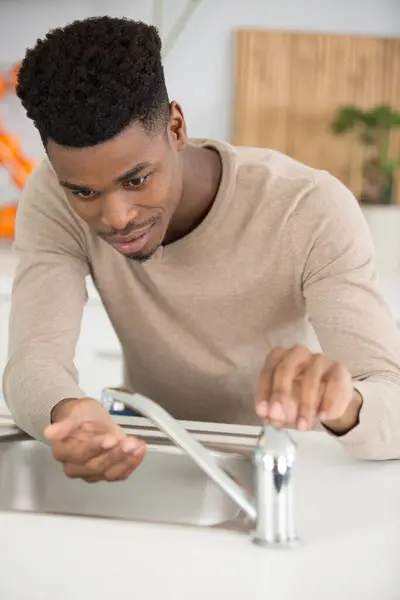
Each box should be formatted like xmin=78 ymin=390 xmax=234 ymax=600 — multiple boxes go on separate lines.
xmin=3 ymin=139 xmax=400 ymax=458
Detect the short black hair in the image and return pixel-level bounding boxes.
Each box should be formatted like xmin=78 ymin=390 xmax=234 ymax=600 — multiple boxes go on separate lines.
xmin=16 ymin=16 xmax=170 ymax=147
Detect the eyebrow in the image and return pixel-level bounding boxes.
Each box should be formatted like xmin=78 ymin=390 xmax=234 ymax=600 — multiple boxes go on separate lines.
xmin=59 ymin=161 xmax=153 ymax=192
xmin=116 ymin=161 xmax=152 ymax=183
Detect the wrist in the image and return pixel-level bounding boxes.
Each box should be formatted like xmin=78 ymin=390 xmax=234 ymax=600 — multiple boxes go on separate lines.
xmin=322 ymin=389 xmax=363 ymax=436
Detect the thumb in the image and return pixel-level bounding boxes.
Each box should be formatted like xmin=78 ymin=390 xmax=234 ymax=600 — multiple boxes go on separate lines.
xmin=255 ymin=371 xmax=272 ymax=419
xmin=44 ymin=418 xmax=80 ymax=442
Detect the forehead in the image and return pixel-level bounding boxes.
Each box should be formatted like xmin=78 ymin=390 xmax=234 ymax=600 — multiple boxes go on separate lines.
xmin=47 ymin=123 xmax=167 ymax=188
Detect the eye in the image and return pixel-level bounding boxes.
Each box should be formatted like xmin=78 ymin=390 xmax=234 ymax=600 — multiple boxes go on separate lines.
xmin=72 ymin=189 xmax=98 ymax=200
xmin=123 ymin=174 xmax=150 ymax=189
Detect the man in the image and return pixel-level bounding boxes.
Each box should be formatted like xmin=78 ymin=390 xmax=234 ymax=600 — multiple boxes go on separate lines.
xmin=3 ymin=16 xmax=400 ymax=484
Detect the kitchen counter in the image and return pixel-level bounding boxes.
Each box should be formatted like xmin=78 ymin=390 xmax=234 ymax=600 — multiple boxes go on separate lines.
xmin=0 ymin=429 xmax=399 ymax=599
xmin=4 ymin=508 xmax=398 ymax=600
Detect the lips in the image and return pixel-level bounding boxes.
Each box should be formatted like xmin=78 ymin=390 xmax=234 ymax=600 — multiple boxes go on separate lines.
xmin=109 ymin=226 xmax=153 ymax=245
xmin=109 ymin=225 xmax=154 ymax=255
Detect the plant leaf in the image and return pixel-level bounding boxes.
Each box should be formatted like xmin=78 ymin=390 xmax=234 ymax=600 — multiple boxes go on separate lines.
xmin=332 ymin=106 xmax=364 ymax=134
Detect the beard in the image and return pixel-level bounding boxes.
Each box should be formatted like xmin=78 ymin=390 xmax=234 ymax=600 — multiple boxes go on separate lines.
xmin=125 ymin=243 xmax=161 ymax=263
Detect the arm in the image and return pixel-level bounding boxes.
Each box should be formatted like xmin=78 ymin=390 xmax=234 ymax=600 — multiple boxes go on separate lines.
xmin=299 ymin=172 xmax=400 ymax=460
xmin=2 ymin=159 xmax=90 ymax=441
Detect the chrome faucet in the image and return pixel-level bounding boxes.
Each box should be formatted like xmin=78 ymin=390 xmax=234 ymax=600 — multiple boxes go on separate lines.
xmin=101 ymin=388 xmax=300 ymax=548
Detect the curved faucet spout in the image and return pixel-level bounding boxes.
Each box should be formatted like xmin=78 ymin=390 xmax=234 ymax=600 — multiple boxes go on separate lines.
xmin=101 ymin=388 xmax=257 ymax=521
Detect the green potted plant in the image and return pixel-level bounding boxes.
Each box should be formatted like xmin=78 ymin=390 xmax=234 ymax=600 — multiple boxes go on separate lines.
xmin=332 ymin=104 xmax=400 ymax=294
xmin=332 ymin=104 xmax=400 ymax=205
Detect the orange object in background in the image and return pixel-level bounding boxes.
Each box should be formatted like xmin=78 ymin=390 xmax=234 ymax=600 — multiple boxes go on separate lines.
xmin=0 ymin=129 xmax=36 ymax=193
xmin=0 ymin=63 xmax=21 ymax=94
xmin=0 ymin=138 xmax=13 ymax=164
xmin=10 ymin=63 xmax=21 ymax=90
xmin=0 ymin=131 xmax=21 ymax=164
xmin=16 ymin=155 xmax=36 ymax=173
xmin=11 ymin=162 xmax=31 ymax=190
xmin=0 ymin=63 xmax=37 ymax=200
xmin=0 ymin=75 xmax=6 ymax=100
xmin=0 ymin=204 xmax=17 ymax=239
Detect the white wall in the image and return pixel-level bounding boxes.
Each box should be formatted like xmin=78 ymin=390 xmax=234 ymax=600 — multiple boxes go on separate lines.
xmin=0 ymin=0 xmax=399 ymax=203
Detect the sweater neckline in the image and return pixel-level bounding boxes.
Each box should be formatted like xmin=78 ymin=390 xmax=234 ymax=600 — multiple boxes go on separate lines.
xmin=150 ymin=138 xmax=236 ymax=264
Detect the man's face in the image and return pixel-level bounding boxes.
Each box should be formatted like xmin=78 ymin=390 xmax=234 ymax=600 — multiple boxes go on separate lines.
xmin=47 ymin=106 xmax=186 ymax=261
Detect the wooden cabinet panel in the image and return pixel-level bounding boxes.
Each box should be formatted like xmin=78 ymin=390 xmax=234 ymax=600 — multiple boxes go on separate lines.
xmin=234 ymin=30 xmax=400 ymax=202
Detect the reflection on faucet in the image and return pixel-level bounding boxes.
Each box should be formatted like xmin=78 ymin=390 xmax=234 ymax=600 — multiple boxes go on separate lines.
xmin=253 ymin=426 xmax=299 ymax=548
xmin=101 ymin=388 xmax=300 ymax=549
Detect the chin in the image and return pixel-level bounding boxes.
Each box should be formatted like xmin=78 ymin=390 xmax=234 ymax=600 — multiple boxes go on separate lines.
xmin=125 ymin=244 xmax=160 ymax=263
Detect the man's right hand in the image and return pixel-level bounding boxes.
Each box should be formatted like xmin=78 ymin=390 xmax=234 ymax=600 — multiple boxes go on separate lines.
xmin=44 ymin=397 xmax=146 ymax=483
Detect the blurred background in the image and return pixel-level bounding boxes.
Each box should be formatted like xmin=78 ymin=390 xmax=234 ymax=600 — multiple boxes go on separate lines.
xmin=2 ymin=1 xmax=399 ymax=275
xmin=0 ymin=1 xmax=399 ymax=198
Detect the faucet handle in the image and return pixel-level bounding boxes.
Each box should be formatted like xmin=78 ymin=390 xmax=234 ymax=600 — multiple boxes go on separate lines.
xmin=252 ymin=425 xmax=300 ymax=548
xmin=256 ymin=425 xmax=297 ymax=460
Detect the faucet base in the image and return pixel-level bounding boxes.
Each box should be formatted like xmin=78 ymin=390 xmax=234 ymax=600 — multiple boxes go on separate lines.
xmin=251 ymin=534 xmax=301 ymax=550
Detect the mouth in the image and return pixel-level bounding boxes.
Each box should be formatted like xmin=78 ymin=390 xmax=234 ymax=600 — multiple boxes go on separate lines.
xmin=107 ymin=224 xmax=156 ymax=255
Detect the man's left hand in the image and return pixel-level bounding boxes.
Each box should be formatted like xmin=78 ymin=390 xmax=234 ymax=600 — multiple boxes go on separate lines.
xmin=255 ymin=345 xmax=363 ymax=435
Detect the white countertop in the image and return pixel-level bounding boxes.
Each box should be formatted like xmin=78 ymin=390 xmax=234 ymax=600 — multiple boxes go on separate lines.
xmin=0 ymin=430 xmax=400 ymax=599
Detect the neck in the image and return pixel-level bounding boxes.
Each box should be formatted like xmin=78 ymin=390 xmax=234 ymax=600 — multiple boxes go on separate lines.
xmin=164 ymin=144 xmax=222 ymax=244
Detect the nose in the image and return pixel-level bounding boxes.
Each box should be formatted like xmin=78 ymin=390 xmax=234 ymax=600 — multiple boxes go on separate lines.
xmin=100 ymin=191 xmax=139 ymax=232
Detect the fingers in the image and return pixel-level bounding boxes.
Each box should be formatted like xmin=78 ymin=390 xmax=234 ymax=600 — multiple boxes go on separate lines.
xmin=84 ymin=466 xmax=134 ymax=484
xmin=63 ymin=437 xmax=146 ymax=482
xmin=255 ymin=346 xmax=353 ymax=432
xmin=255 ymin=347 xmax=286 ymax=419
xmin=84 ymin=452 xmax=144 ymax=484
xmin=297 ymin=353 xmax=329 ymax=429
xmin=103 ymin=443 xmax=146 ymax=481
xmin=51 ymin=422 xmax=124 ymax=464
xmin=86 ymin=436 xmax=143 ymax=475
xmin=49 ymin=414 xmax=147 ymax=483
xmin=53 ymin=433 xmax=108 ymax=464
xmin=257 ymin=345 xmax=312 ymax=427
xmin=45 ymin=419 xmax=81 ymax=442
xmin=45 ymin=416 xmax=120 ymax=443
xmin=319 ymin=362 xmax=353 ymax=421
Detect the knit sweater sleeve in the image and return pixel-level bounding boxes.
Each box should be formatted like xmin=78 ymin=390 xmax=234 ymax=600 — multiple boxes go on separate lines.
xmin=2 ymin=160 xmax=90 ymax=441
xmin=294 ymin=172 xmax=400 ymax=460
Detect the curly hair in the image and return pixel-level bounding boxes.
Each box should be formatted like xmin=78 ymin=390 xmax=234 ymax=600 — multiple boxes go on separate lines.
xmin=16 ymin=16 xmax=170 ymax=147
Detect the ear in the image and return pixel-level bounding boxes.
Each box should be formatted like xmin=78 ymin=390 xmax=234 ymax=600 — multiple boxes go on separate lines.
xmin=168 ymin=101 xmax=187 ymax=151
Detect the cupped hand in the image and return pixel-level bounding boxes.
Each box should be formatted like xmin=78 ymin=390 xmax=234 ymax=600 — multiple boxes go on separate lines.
xmin=44 ymin=397 xmax=146 ymax=482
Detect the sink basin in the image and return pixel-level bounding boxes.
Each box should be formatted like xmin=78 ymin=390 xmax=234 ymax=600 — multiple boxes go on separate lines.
xmin=0 ymin=438 xmax=254 ymax=531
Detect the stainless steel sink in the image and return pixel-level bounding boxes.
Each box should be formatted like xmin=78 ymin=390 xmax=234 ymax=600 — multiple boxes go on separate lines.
xmin=0 ymin=435 xmax=255 ymax=532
